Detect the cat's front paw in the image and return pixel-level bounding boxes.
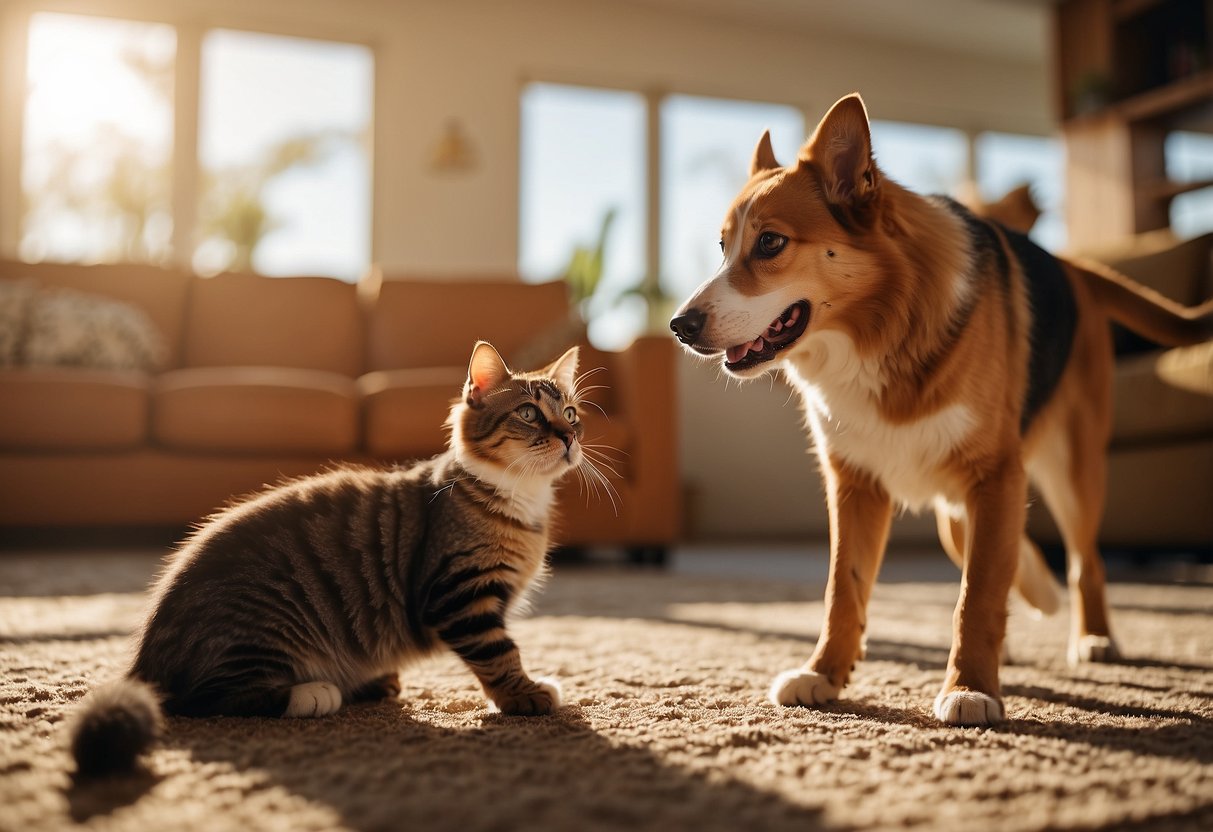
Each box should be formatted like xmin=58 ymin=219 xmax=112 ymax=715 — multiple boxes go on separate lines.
xmin=769 ymin=668 xmax=841 ymax=707
xmin=284 ymin=681 xmax=343 ymax=718
xmin=490 ymin=676 xmax=562 ymax=716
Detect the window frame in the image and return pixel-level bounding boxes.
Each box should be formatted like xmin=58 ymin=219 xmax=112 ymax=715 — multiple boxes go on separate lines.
xmin=0 ymin=3 xmax=380 ymax=273
xmin=517 ymin=73 xmax=1064 ymax=339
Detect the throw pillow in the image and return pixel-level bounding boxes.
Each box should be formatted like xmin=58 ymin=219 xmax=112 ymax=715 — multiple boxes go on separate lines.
xmin=0 ymin=277 xmax=39 ymax=366
xmin=22 ymin=285 xmax=168 ymax=372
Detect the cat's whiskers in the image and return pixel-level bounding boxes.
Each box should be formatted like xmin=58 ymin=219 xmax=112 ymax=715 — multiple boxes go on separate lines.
xmin=571 ymin=366 xmax=607 ymax=399
xmin=574 ymin=451 xmax=620 ymax=516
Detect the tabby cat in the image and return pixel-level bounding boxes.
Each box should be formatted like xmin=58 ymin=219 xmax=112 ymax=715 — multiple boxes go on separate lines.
xmin=71 ymin=341 xmax=599 ymax=776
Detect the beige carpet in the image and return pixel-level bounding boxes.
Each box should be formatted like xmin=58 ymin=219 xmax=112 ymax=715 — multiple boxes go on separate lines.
xmin=1 ymin=549 xmax=1212 ymax=832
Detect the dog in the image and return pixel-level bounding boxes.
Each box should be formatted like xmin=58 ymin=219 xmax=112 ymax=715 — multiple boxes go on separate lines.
xmin=669 ymin=93 xmax=1213 ymax=726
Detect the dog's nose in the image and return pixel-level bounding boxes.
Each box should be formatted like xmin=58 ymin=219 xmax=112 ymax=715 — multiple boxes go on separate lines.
xmin=670 ymin=308 xmax=706 ymax=346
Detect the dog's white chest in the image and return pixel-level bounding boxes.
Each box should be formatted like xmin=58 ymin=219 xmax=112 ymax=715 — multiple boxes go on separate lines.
xmin=786 ymin=332 xmax=974 ymax=511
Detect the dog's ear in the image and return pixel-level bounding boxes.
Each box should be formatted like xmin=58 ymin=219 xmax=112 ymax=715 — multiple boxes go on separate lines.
xmin=801 ymin=93 xmax=879 ymax=209
xmin=750 ymin=130 xmax=780 ymax=176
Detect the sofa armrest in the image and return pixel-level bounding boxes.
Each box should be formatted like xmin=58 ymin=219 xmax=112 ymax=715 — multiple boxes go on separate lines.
xmin=609 ymin=334 xmax=681 ymax=543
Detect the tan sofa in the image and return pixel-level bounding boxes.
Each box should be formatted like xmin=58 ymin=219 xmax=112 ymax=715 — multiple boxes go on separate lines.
xmin=0 ymin=261 xmax=680 ymax=555
xmin=1028 ymin=231 xmax=1213 ymax=551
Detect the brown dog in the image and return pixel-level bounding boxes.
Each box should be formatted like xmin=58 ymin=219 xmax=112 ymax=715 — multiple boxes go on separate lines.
xmin=670 ymin=93 xmax=1213 ymax=725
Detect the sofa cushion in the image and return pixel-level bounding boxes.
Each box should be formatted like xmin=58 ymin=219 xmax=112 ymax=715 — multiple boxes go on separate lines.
xmin=1112 ymin=349 xmax=1213 ymax=447
xmin=358 ymin=368 xmax=463 ymax=459
xmin=154 ymin=367 xmax=359 ymax=454
xmin=0 ymin=260 xmax=191 ymax=367
xmin=366 ymin=278 xmax=570 ymax=371
xmin=0 ymin=367 xmax=150 ymax=450
xmin=184 ymin=273 xmax=363 ymax=376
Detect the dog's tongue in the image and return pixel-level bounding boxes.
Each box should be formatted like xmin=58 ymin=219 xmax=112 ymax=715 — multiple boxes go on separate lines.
xmin=726 ymin=337 xmax=765 ymax=364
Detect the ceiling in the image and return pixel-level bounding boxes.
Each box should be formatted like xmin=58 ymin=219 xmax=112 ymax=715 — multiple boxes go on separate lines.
xmin=620 ymin=0 xmax=1052 ymax=64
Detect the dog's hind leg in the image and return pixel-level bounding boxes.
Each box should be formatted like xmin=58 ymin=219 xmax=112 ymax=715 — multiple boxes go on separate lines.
xmin=1029 ymin=416 xmax=1118 ymax=665
xmin=938 ymin=506 xmax=1058 ymax=616
xmin=935 ymin=507 xmax=965 ymax=570
xmin=771 ymin=460 xmax=892 ymax=708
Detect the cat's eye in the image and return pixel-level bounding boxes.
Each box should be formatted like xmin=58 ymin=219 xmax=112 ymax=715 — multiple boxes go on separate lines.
xmin=563 ymin=406 xmax=578 ymax=424
xmin=754 ymin=232 xmax=787 ymax=259
xmin=518 ymin=405 xmax=539 ymax=423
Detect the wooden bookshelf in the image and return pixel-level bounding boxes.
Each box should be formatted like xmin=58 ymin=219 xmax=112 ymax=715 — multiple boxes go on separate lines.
xmin=1054 ymin=0 xmax=1212 ymax=248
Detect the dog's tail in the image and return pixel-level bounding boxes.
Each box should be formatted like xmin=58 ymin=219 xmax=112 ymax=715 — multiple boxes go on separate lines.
xmin=69 ymin=677 xmax=163 ymax=778
xmin=1078 ymin=260 xmax=1213 ymax=347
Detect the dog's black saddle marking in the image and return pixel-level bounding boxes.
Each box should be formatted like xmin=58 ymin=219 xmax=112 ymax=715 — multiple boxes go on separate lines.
xmin=1004 ymin=228 xmax=1077 ymax=434
xmin=934 ymin=196 xmax=1077 ymax=435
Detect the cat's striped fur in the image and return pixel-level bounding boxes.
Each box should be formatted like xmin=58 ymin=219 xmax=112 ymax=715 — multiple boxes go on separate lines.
xmin=71 ymin=341 xmax=591 ymax=777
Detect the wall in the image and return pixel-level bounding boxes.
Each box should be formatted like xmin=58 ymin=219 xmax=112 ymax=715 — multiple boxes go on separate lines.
xmin=0 ymin=0 xmax=1052 ymax=542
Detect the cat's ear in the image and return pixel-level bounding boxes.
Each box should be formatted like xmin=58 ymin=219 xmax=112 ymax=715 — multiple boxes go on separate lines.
xmin=466 ymin=341 xmax=510 ymax=408
xmin=545 ymin=345 xmax=580 ymax=392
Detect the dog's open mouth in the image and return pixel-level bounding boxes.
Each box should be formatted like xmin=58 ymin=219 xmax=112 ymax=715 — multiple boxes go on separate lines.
xmin=724 ymin=301 xmax=810 ymax=371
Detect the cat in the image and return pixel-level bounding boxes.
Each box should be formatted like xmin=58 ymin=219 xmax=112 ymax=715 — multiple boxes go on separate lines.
xmin=70 ymin=340 xmax=606 ymax=777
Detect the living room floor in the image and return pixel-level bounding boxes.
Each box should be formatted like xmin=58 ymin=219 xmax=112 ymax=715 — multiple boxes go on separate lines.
xmin=2 ymin=541 xmax=1211 ymax=831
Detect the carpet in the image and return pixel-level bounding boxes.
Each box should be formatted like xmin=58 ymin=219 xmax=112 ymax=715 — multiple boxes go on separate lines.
xmin=1 ymin=549 xmax=1212 ymax=831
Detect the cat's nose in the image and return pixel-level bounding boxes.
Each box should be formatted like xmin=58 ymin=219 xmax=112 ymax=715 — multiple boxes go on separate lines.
xmin=670 ymin=308 xmax=706 ymax=346
xmin=555 ymin=430 xmax=574 ymax=451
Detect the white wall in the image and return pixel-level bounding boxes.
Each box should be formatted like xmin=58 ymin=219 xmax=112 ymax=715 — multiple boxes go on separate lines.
xmin=0 ymin=0 xmax=1051 ymax=543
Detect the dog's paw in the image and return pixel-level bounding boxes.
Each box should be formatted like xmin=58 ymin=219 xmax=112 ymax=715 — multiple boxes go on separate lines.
xmin=490 ymin=677 xmax=562 ymax=716
xmin=769 ymin=669 xmax=841 ymax=707
xmin=1068 ymin=634 xmax=1120 ymax=665
xmin=284 ymin=681 xmax=343 ymax=718
xmin=933 ymin=690 xmax=1004 ymax=726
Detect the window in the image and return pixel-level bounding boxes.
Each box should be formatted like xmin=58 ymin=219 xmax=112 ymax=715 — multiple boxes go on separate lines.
xmin=975 ymin=132 xmax=1066 ymax=251
xmin=519 ymin=83 xmax=647 ymax=349
xmin=661 ymin=95 xmax=804 ymax=303
xmin=16 ymin=13 xmax=373 ymax=279
xmin=870 ymin=120 xmax=968 ymax=198
xmin=1166 ymin=131 xmax=1213 ymax=239
xmin=196 ymin=30 xmax=373 ymax=279
xmin=20 ymin=13 xmax=175 ymax=263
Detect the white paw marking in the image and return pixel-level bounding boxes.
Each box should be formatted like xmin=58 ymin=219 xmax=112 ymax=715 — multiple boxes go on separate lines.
xmin=284 ymin=681 xmax=342 ymax=718
xmin=534 ymin=676 xmax=563 ymax=709
xmin=769 ymin=669 xmax=840 ymax=707
xmin=933 ymin=690 xmax=1004 ymax=726
xmin=1069 ymin=634 xmax=1120 ymax=666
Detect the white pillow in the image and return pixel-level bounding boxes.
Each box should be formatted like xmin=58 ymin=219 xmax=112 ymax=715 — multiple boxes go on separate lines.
xmin=0 ymin=278 xmax=39 ymax=366
xmin=22 ymin=284 xmax=168 ymax=372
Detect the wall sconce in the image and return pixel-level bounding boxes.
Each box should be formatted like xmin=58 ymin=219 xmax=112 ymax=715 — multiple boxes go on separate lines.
xmin=429 ymin=119 xmax=478 ymax=174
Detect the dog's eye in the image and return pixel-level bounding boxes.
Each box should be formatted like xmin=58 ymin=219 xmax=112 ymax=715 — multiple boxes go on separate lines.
xmin=563 ymin=405 xmax=578 ymax=424
xmin=718 ymin=239 xmax=725 ymax=253
xmin=755 ymin=232 xmax=787 ymax=258
xmin=518 ymin=405 xmax=539 ymax=423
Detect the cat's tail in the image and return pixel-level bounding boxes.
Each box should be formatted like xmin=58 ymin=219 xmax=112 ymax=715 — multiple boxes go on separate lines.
xmin=69 ymin=677 xmax=163 ymax=777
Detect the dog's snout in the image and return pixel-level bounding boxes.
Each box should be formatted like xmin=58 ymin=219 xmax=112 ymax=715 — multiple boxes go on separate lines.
xmin=670 ymin=308 xmax=706 ymax=345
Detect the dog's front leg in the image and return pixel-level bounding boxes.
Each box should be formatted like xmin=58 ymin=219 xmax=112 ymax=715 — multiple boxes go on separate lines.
xmin=771 ymin=459 xmax=892 ymax=707
xmin=934 ymin=456 xmax=1025 ymax=726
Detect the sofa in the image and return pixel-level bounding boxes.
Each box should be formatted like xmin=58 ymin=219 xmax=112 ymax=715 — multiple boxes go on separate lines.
xmin=1027 ymin=230 xmax=1213 ymax=551
xmin=0 ymin=260 xmax=681 ymax=556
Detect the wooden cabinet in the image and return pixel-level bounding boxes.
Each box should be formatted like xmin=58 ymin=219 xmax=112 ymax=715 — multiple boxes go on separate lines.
xmin=1054 ymin=0 xmax=1213 ymax=248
